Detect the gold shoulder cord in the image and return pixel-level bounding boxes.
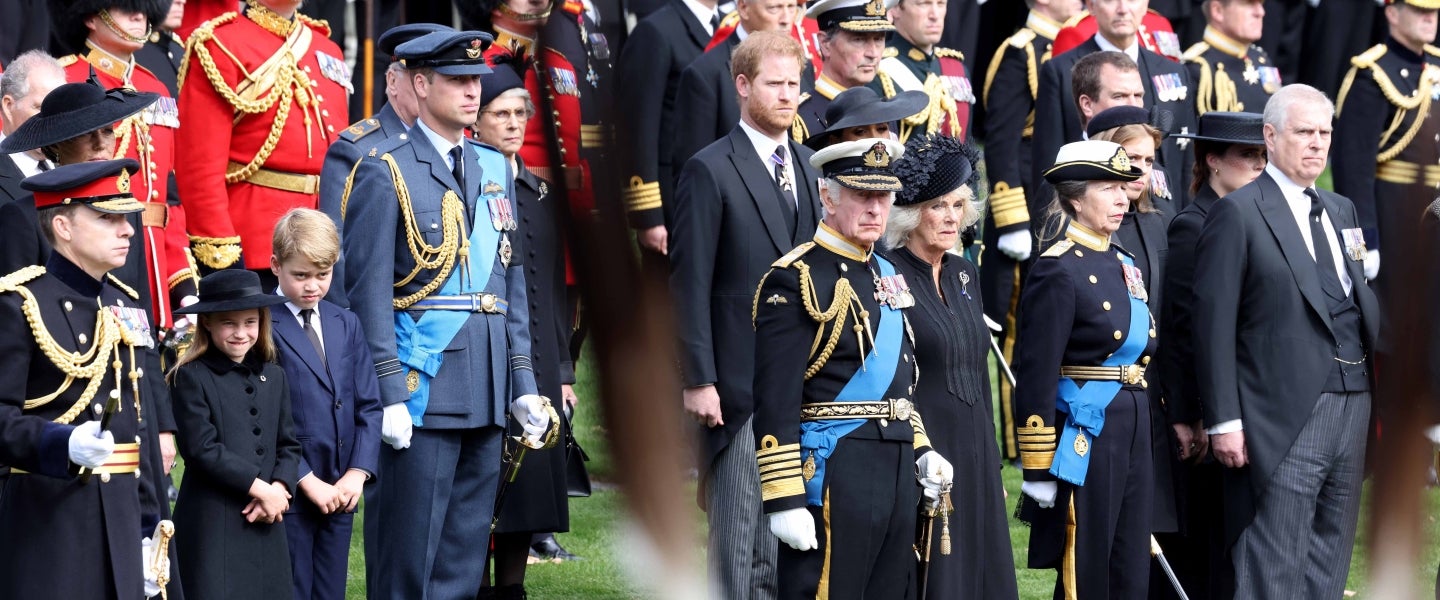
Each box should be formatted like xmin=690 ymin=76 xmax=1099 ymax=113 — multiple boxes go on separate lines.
xmin=1338 ymin=55 xmax=1434 ymax=162
xmin=379 ymin=154 xmax=472 ymax=309
xmin=2 ymin=267 xmax=125 ymax=424
xmin=793 ymin=261 xmax=871 ymax=379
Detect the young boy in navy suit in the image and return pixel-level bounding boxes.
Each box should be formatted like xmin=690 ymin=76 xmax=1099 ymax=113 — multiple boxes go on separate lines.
xmin=269 ymin=208 xmax=383 ymax=600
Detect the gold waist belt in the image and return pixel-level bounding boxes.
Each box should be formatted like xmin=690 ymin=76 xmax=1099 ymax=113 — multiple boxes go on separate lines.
xmin=11 ymin=442 xmax=141 ymax=477
xmin=229 ymin=161 xmax=321 ymax=195
xmin=1060 ymin=364 xmax=1147 ymax=386
xmin=1376 ymin=160 xmax=1440 ymax=187
xmin=800 ymin=398 xmax=913 ymax=422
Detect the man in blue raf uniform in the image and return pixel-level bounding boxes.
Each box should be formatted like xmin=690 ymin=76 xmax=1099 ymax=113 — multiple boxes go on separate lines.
xmin=319 ymin=22 xmax=452 ymax=307
xmin=1182 ymin=0 xmax=1276 ymax=115
xmin=0 ymin=158 xmax=169 ymax=598
xmin=752 ymin=138 xmax=954 ymax=599
xmin=1333 ymin=0 xmax=1440 ymax=291
xmin=337 ymin=31 xmax=555 ymax=600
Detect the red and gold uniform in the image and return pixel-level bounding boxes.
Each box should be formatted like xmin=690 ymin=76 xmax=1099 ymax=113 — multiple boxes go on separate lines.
xmin=177 ymin=4 xmax=350 ymax=271
xmin=63 ymin=43 xmax=193 ymax=329
xmin=1051 ymin=9 xmax=1182 ymax=62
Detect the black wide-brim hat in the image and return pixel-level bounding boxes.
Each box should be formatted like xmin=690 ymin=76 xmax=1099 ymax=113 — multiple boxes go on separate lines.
xmin=0 ymin=82 xmax=158 ymax=154
xmin=175 ymin=270 xmax=289 ymax=315
xmin=1171 ymin=111 xmax=1266 ymax=146
xmin=804 ymin=87 xmax=928 ymax=150
xmin=1043 ymin=140 xmax=1145 ymax=184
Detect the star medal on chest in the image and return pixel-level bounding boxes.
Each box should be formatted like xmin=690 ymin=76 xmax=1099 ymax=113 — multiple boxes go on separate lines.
xmin=1242 ymin=58 xmax=1260 ymax=85
xmin=1121 ymin=263 xmax=1148 ymax=303
xmin=958 ymin=270 xmax=971 ymax=300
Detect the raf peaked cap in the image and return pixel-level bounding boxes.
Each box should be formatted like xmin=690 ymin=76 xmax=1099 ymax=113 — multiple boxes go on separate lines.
xmin=891 ymin=134 xmax=982 ymax=206
xmin=395 ymin=30 xmax=495 ymax=75
xmin=379 ymin=23 xmax=455 ymax=58
xmin=811 ymin=138 xmax=906 ymax=191
xmin=21 ymin=158 xmax=145 ymax=214
xmin=1043 ymin=140 xmax=1145 ymax=184
xmin=0 ymin=81 xmax=158 ymax=154
xmin=1172 ymin=111 xmax=1266 ymax=146
xmin=806 ymin=0 xmax=896 ymax=33
xmin=175 ymin=270 xmax=290 ymax=315
xmin=804 ymin=87 xmax=928 ymax=149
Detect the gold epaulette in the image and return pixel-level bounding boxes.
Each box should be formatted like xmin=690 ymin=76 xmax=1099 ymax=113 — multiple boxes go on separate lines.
xmin=790 ymin=113 xmax=809 ymax=144
xmin=1017 ymin=415 xmax=1057 ymax=470
xmin=1060 ymin=10 xmax=1087 ymax=29
xmin=188 ymin=235 xmax=243 ymax=270
xmin=341 ymin=118 xmax=383 ymax=143
xmin=934 ymin=47 xmax=964 ymax=61
xmin=1352 ymin=43 xmax=1388 ymax=69
xmin=797 ymin=92 xmax=811 ymax=105
xmin=1427 ymin=44 xmax=1440 ymax=58
xmin=882 ymin=46 xmax=899 ymax=59
xmin=105 ymin=274 xmax=140 ymax=300
xmin=1009 ymin=28 xmax=1036 ymax=49
xmin=989 ymin=182 xmax=1029 ymax=228
xmin=623 ymin=177 xmax=661 ymax=213
xmin=772 ymin=242 xmax=815 ymax=268
xmin=756 ymin=435 xmax=804 ymax=502
xmin=1041 ymin=238 xmax=1075 ymax=258
xmin=985 ymin=29 xmax=1041 ymax=106
xmin=297 ymin=13 xmax=332 ymax=38
xmin=57 ymin=54 xmax=78 ymax=67
xmin=1337 ymin=43 xmax=1432 ymax=161
xmin=0 ymin=265 xmax=45 ymax=291
xmin=1181 ymin=41 xmax=1210 ymax=62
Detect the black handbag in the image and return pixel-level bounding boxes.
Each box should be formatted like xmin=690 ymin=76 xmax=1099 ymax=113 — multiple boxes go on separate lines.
xmin=564 ymin=409 xmax=592 ymax=497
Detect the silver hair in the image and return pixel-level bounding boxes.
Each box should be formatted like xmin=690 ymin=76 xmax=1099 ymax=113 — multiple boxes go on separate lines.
xmin=881 ymin=186 xmax=980 ymax=249
xmin=1263 ymin=83 xmax=1333 ymax=131
xmin=492 ymin=87 xmax=535 ymax=115
xmin=0 ymin=50 xmax=63 ymax=108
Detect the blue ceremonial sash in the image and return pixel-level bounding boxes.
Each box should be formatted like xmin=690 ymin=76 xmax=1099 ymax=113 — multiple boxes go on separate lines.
xmin=394 ymin=145 xmax=510 ymax=426
xmin=1050 ymin=253 xmax=1150 ymax=485
xmin=800 ymin=254 xmax=904 ymax=506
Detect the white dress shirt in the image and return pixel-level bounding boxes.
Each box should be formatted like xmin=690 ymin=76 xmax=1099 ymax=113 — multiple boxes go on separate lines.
xmin=414 ymin=117 xmax=464 ymax=170
xmin=681 ymin=0 xmax=719 ymax=35
xmin=284 ymin=300 xmax=326 ymax=355
xmin=1094 ymin=33 xmax=1140 ymax=63
xmin=738 ymin=118 xmax=797 ymax=209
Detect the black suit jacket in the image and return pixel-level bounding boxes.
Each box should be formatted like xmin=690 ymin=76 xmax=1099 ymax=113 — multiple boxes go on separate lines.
xmin=1157 ymin=185 xmax=1220 ymax=425
xmin=672 ymin=32 xmax=741 ymax=172
xmin=1031 ymin=39 xmax=1197 ymax=215
xmin=0 ymin=153 xmax=25 ymax=207
xmin=615 ymin=0 xmax=711 ymax=228
xmin=1193 ymin=172 xmax=1379 ymax=538
xmin=669 ymin=125 xmax=822 ymax=468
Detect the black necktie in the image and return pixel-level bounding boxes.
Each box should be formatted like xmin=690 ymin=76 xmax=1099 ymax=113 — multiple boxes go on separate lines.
xmin=773 ymin=144 xmax=798 ymax=236
xmin=300 ymin=308 xmax=327 ymax=366
xmin=1305 ymin=189 xmax=1346 ymax=300
xmin=709 ymin=12 xmax=720 ymax=31
xmin=449 ymin=145 xmax=465 ymax=192
xmin=36 ymin=159 xmax=51 ymax=172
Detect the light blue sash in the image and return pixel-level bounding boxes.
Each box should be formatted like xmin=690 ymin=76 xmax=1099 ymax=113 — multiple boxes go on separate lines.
xmin=395 ymin=145 xmax=510 ymax=426
xmin=1050 ymin=252 xmax=1149 ymax=485
xmin=800 ymin=254 xmax=904 ymax=506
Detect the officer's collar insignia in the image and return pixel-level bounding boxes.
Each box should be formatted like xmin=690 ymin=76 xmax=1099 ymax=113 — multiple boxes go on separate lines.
xmin=1109 ymin=148 xmax=1130 ymax=172
xmin=116 ymin=169 xmax=132 ymax=193
xmin=484 ymin=181 xmax=504 ymax=195
xmin=864 ymin=0 xmax=885 ymax=17
xmin=863 ymin=142 xmax=891 ymax=168
xmin=467 ymin=39 xmax=484 ymax=59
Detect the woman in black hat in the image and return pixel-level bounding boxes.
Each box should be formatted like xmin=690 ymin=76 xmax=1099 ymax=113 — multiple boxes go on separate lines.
xmin=168 ymin=269 xmax=302 ymax=600
xmin=1152 ymin=110 xmax=1266 ymax=598
xmin=882 ymin=134 xmax=1019 ymax=599
xmin=802 ymin=86 xmax=927 ymax=150
xmin=1013 ymin=140 xmax=1156 ymax=599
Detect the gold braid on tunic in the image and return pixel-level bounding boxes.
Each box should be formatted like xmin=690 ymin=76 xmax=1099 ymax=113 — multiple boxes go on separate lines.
xmin=1337 ymin=44 xmax=1438 ymax=163
xmin=367 ymin=154 xmax=471 ymax=310
xmin=793 ymin=260 xmax=873 ymax=379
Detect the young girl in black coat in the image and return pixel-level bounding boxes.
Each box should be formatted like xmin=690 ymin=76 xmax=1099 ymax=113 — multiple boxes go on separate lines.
xmin=169 ymin=270 xmax=302 ymax=600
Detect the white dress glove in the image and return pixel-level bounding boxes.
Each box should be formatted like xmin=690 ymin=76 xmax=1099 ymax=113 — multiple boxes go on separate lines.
xmin=380 ymin=403 xmax=413 ymax=450
xmin=510 ymin=394 xmax=550 ymax=445
xmin=69 ymin=420 xmax=115 ymax=468
xmin=914 ymin=451 xmax=954 ymax=507
xmin=768 ymin=507 xmax=818 ymax=551
xmin=1425 ymin=424 xmax=1440 ymax=446
xmin=1021 ymin=480 xmax=1058 ymax=509
xmin=142 ymin=536 xmax=165 ymax=597
xmin=1363 ymin=251 xmax=1380 ymax=280
xmin=996 ymin=230 xmax=1033 ymax=261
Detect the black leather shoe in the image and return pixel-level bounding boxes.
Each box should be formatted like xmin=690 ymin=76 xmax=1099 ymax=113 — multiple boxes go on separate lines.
xmin=530 ymin=534 xmax=583 ymax=561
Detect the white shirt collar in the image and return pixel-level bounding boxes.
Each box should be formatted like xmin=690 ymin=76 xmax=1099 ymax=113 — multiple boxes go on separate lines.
xmin=735 ymin=23 xmax=748 ymax=41
xmin=738 ymin=118 xmax=794 ymax=184
xmin=2 ymin=133 xmax=45 ymax=177
xmin=1094 ymin=33 xmax=1139 ymax=62
xmin=681 ymin=0 xmax=719 ymax=35
xmin=1265 ymin=164 xmax=1353 ymax=294
xmin=414 ymin=117 xmax=464 ymax=168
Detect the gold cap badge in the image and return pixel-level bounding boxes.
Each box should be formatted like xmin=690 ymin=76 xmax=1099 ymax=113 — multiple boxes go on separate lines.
xmin=466 ymin=38 xmax=483 ymax=59
xmin=1109 ymin=147 xmax=1131 ymax=172
xmin=864 ymin=0 xmax=885 ymax=17
xmin=862 ymin=141 xmax=891 ymax=168
xmin=116 ymin=169 xmax=132 ymax=194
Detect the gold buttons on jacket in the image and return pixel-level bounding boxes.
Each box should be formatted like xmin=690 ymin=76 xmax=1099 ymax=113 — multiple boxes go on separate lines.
xmin=1102 ymin=301 xmax=1112 ymax=311
xmin=1113 ymin=330 xmax=1122 ymax=340
xmin=1074 ymin=250 xmax=1083 ymax=257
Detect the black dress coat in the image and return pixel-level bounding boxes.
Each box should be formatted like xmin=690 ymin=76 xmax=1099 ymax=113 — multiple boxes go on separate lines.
xmin=886 ymin=245 xmax=1018 ymax=600
xmin=0 ymin=153 xmax=25 ymax=207
xmin=495 ymin=162 xmax=575 ymax=533
xmin=172 ymin=350 xmax=301 ymax=600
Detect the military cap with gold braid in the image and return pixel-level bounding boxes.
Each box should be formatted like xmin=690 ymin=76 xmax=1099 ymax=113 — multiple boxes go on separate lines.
xmin=1042 ymin=140 xmax=1144 ymax=184
xmin=1387 ymin=0 xmax=1440 ymax=8
xmin=21 ymin=158 xmax=146 ymax=214
xmin=806 ymin=0 xmax=896 ymax=33
xmin=810 ymin=138 xmax=906 ymax=191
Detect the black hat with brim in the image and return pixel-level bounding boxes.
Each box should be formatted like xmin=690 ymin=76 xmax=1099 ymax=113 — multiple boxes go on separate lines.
xmin=891 ymin=134 xmax=981 ymax=206
xmin=1084 ymin=105 xmax=1152 ymax=139
xmin=811 ymin=138 xmax=906 ymax=191
xmin=1043 ymin=140 xmax=1145 ymax=184
xmin=1171 ymin=111 xmax=1266 ymax=146
xmin=0 ymin=82 xmax=158 ymax=154
xmin=804 ymin=88 xmax=928 ymax=150
xmin=175 ymin=270 xmax=290 ymax=315
xmin=396 ymin=30 xmax=494 ymax=76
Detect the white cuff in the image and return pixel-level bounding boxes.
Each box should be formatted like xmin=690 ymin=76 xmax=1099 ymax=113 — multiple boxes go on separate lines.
xmin=1205 ymin=419 xmax=1243 ymax=435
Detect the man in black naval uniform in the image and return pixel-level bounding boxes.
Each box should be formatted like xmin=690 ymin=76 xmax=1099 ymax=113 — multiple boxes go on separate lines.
xmin=318 ymin=23 xmax=451 ymax=308
xmin=870 ymin=0 xmax=974 ymax=142
xmin=1333 ymin=0 xmax=1440 ymax=292
xmin=790 ymin=0 xmax=892 ymax=144
xmin=979 ymin=0 xmax=1076 ymax=461
xmin=752 ymin=137 xmax=953 ymax=599
xmin=0 ymin=158 xmax=169 ymax=598
xmin=1181 ymin=0 xmax=1276 ymax=116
